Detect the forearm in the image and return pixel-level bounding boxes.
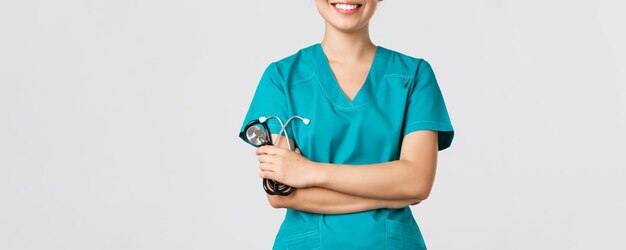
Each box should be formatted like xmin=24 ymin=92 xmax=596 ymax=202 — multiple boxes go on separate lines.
xmin=268 ymin=186 xmax=421 ymax=214
xmin=312 ymin=160 xmax=433 ymax=200
xmin=261 ymin=134 xmax=427 ymax=211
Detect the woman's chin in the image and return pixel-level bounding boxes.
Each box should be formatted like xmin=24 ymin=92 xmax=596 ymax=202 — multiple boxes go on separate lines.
xmin=328 ymin=20 xmax=364 ymax=32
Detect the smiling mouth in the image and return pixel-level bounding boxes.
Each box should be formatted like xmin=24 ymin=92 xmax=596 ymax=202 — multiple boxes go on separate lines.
xmin=331 ymin=2 xmax=363 ymax=14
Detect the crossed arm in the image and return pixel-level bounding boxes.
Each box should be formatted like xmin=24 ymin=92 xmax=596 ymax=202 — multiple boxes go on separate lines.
xmin=256 ymin=131 xmax=439 ymax=214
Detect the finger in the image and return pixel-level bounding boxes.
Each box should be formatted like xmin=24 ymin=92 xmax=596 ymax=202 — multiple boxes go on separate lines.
xmin=256 ymin=145 xmax=280 ymax=156
xmin=257 ymin=154 xmax=274 ymax=163
xmin=259 ymin=170 xmax=277 ymax=180
xmin=259 ymin=162 xmax=274 ymax=171
xmin=294 ymin=147 xmax=301 ymax=155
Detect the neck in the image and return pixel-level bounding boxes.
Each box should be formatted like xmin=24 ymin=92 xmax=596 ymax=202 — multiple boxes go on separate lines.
xmin=320 ymin=22 xmax=376 ymax=63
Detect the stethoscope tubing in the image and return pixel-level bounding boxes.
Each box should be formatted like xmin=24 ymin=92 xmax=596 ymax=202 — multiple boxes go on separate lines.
xmin=242 ymin=117 xmax=296 ymax=196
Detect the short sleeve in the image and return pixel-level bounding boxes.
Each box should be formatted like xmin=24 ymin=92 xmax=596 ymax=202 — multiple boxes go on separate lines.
xmin=402 ymin=59 xmax=455 ymax=151
xmin=238 ymin=62 xmax=293 ymax=147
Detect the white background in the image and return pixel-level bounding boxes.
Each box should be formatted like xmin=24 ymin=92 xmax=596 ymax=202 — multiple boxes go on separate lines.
xmin=1 ymin=0 xmax=625 ymax=249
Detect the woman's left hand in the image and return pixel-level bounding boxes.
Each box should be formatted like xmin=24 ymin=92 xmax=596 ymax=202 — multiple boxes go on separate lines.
xmin=256 ymin=145 xmax=320 ymax=188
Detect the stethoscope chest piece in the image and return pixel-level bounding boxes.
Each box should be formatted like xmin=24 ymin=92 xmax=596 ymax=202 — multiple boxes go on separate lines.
xmin=245 ymin=124 xmax=270 ymax=146
xmin=241 ymin=115 xmax=309 ymax=196
xmin=242 ymin=119 xmax=272 ymax=147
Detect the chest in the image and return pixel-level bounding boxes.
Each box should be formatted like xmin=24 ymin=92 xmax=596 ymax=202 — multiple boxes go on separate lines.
xmin=284 ymin=75 xmax=413 ymax=164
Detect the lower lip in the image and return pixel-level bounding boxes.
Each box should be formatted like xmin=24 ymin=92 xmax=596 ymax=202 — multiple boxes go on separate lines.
xmin=332 ymin=4 xmax=362 ymax=15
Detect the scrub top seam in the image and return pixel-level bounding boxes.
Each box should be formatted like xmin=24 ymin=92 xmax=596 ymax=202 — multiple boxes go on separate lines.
xmin=310 ymin=60 xmax=341 ymax=108
xmin=385 ymin=218 xmax=389 ymax=250
xmin=270 ymin=61 xmax=300 ymax=137
xmin=286 ymin=72 xmax=316 ymax=87
xmin=307 ymin=43 xmax=344 ymax=108
xmin=384 ymin=74 xmax=413 ymax=79
xmin=405 ymin=120 xmax=453 ymax=126
xmin=318 ymin=218 xmax=322 ymax=249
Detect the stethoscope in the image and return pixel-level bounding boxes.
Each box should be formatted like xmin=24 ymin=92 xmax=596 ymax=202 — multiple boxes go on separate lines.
xmin=242 ymin=115 xmax=310 ymax=196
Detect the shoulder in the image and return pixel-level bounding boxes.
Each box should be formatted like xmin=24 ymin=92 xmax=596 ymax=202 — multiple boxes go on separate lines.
xmin=381 ymin=47 xmax=439 ymax=95
xmin=263 ymin=44 xmax=317 ymax=87
xmin=382 ymin=46 xmax=432 ymax=78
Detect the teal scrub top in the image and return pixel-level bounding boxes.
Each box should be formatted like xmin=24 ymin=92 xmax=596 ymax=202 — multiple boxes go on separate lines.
xmin=238 ymin=43 xmax=454 ymax=250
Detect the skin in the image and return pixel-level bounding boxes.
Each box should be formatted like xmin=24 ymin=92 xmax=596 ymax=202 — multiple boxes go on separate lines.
xmin=262 ymin=134 xmax=422 ymax=214
xmin=256 ymin=0 xmax=439 ymax=213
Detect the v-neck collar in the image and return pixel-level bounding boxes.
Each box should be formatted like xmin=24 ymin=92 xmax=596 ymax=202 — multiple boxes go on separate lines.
xmin=310 ymin=42 xmax=390 ymax=109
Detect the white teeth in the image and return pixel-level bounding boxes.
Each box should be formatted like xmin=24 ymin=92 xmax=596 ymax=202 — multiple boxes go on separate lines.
xmin=334 ymin=3 xmax=359 ymax=11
